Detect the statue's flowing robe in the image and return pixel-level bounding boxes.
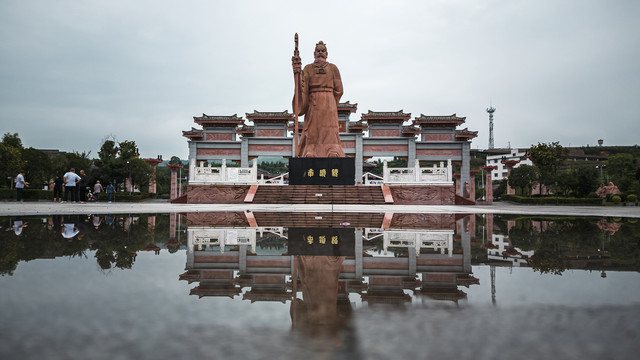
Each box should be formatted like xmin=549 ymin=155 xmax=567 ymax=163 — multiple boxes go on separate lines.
xmin=290 ymin=256 xmax=346 ymax=335
xmin=293 ymin=61 xmax=345 ymax=157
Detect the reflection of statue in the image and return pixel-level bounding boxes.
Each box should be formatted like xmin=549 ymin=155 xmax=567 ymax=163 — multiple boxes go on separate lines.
xmin=290 ymin=256 xmax=350 ymax=336
xmin=597 ymin=218 xmax=622 ymax=235
xmin=292 ymin=39 xmax=345 ymax=158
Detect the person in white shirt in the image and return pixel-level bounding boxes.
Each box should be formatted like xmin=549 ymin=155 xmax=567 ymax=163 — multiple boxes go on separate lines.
xmin=13 ymin=219 xmax=27 ymax=235
xmin=15 ymin=171 xmax=29 ymax=202
xmin=62 ymin=168 xmax=81 ymax=203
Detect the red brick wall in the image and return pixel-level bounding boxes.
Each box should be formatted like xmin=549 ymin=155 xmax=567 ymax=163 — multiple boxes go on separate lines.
xmin=197 ymin=148 xmax=241 ymax=156
xmin=370 ymin=129 xmax=400 ymax=137
xmin=256 ymin=129 xmax=284 ymax=137
xmin=423 ymin=133 xmax=453 ymax=142
xmin=415 ymin=149 xmax=462 ymax=157
xmin=206 ymin=133 xmax=234 ymax=141
xmin=249 ymin=144 xmax=291 ymax=152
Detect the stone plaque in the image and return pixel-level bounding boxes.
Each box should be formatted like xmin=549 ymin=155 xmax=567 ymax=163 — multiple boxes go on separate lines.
xmin=288 ymin=227 xmax=355 ymax=256
xmin=288 ymin=157 xmax=355 ymax=185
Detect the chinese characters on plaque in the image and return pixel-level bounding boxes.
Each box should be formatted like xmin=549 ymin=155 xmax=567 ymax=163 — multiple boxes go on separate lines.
xmin=289 ymin=157 xmax=355 ymax=185
xmin=288 ymin=228 xmax=355 ymax=256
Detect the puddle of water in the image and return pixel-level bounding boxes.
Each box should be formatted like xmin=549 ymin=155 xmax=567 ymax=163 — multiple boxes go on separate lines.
xmin=1 ymin=212 xmax=638 ymax=359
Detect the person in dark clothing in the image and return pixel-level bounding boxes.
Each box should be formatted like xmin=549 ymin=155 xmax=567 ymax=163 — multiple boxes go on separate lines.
xmin=78 ymin=170 xmax=88 ymax=203
xmin=53 ymin=175 xmax=63 ymax=202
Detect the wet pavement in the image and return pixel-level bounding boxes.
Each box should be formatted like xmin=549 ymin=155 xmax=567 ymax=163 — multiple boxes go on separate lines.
xmin=1 ymin=201 xmax=639 ymax=360
xmin=2 ymin=199 xmax=640 ymax=218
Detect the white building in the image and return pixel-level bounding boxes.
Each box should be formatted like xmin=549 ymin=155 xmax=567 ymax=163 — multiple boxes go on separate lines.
xmin=486 ymin=234 xmax=534 ymax=267
xmin=485 ymin=148 xmax=533 ymax=181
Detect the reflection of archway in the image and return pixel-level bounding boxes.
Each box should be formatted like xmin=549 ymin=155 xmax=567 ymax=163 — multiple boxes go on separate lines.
xmin=179 ymin=211 xmax=478 ymax=329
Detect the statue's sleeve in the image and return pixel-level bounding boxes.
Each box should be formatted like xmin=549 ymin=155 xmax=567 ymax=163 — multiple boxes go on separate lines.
xmin=332 ymin=64 xmax=343 ymax=105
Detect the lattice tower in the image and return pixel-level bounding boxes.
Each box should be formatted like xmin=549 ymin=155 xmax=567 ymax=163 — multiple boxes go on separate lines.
xmin=486 ymin=106 xmax=496 ymax=149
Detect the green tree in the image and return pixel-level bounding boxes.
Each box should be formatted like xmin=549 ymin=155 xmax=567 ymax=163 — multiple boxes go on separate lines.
xmin=169 ymin=156 xmax=182 ymax=165
xmin=574 ymin=166 xmax=599 ymax=197
xmin=508 ymin=164 xmax=539 ymax=195
xmin=118 ymin=140 xmax=139 ymax=160
xmin=556 ymin=170 xmax=579 ymax=196
xmin=98 ymin=140 xmax=118 ymax=162
xmin=527 ymin=142 xmax=568 ymax=193
xmin=368 ymin=158 xmax=407 ymax=176
xmin=91 ymin=139 xmax=150 ymax=192
xmin=0 ymin=143 xmax=23 ymax=188
xmin=494 ymin=178 xmax=508 ymax=199
xmin=2 ymin=132 xmax=24 ymax=150
xmin=64 ymin=151 xmax=92 ymax=174
xmin=258 ymin=161 xmax=287 ymax=175
xmin=22 ymin=148 xmax=52 ymax=188
xmin=607 ymin=153 xmax=637 ymax=192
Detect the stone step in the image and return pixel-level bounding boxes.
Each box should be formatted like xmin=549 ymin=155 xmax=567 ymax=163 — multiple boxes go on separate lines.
xmin=252 ymin=185 xmax=386 ymax=204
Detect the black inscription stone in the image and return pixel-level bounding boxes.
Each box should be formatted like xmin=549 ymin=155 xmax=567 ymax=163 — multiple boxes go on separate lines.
xmin=288 ymin=228 xmax=355 ymax=256
xmin=289 ymin=157 xmax=355 ymax=185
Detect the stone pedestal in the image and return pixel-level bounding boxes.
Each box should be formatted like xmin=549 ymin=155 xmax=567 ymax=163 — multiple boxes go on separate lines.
xmin=501 ymin=160 xmax=520 ymax=196
xmin=481 ymin=165 xmax=497 ymax=204
xmin=144 ymin=158 xmax=163 ymax=194
xmin=289 ymin=157 xmax=355 ymax=185
xmin=167 ymin=164 xmax=183 ymax=200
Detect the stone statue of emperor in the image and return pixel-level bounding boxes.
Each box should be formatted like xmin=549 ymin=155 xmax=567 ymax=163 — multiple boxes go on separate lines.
xmin=292 ymin=40 xmax=345 ymax=158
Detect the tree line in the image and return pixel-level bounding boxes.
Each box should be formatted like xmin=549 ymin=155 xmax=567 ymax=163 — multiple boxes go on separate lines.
xmin=506 ymin=142 xmax=639 ymax=198
xmin=0 ymin=133 xmax=176 ymax=196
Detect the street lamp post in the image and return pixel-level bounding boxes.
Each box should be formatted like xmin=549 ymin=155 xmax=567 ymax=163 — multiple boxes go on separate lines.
xmin=596 ymin=165 xmax=606 ymax=185
xmin=481 ymin=168 xmax=485 ymax=201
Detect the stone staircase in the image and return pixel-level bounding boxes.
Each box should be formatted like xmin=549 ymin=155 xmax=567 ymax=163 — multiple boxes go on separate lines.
xmin=251 ymin=185 xmax=387 ymax=204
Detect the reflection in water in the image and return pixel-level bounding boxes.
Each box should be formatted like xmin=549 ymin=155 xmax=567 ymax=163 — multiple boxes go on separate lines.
xmin=1 ymin=212 xmax=639 ymax=358
xmin=0 ymin=213 xmax=186 ymax=275
xmin=292 ymin=256 xmax=347 ymax=337
xmin=1 ymin=212 xmax=638 ymax=278
xmin=181 ymin=211 xmax=477 ymax=340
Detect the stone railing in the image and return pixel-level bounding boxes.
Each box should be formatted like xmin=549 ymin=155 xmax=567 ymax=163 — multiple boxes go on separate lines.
xmin=188 ymin=158 xmax=452 ymax=186
xmin=383 ymin=230 xmax=454 ymax=256
xmin=189 ymin=158 xmax=258 ymax=185
xmin=362 ymin=172 xmax=384 ymax=185
xmin=383 ymin=159 xmax=452 ymax=185
xmin=258 ymin=172 xmax=288 ymax=185
xmin=187 ymin=227 xmax=257 ymax=254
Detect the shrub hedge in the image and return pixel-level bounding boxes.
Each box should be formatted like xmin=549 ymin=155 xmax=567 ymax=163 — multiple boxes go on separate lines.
xmin=500 ymin=194 xmax=603 ymax=205
xmin=0 ymin=189 xmax=152 ymax=202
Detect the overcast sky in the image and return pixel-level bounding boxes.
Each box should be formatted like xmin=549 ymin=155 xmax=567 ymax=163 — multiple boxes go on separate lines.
xmin=1 ymin=0 xmax=638 ymax=160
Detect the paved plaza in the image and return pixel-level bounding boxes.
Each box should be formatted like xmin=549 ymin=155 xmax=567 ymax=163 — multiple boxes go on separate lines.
xmin=2 ymin=199 xmax=639 ymax=218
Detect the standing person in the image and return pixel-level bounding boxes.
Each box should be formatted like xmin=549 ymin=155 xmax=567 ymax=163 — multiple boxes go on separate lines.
xmin=61 ymin=215 xmax=80 ymax=239
xmin=92 ymin=214 xmax=103 ymax=229
xmin=13 ymin=218 xmax=28 ymax=235
xmin=15 ymin=171 xmax=29 ymax=202
xmin=292 ymin=40 xmax=345 ymax=158
xmin=78 ymin=170 xmax=88 ymax=203
xmin=93 ymin=180 xmax=104 ymax=201
xmin=106 ymin=182 xmax=115 ymax=203
xmin=62 ymin=168 xmax=81 ymax=203
xmin=53 ymin=175 xmax=63 ymax=202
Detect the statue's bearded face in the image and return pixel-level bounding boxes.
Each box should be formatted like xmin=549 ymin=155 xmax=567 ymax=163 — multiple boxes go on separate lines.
xmin=314 ymin=45 xmax=327 ymax=63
